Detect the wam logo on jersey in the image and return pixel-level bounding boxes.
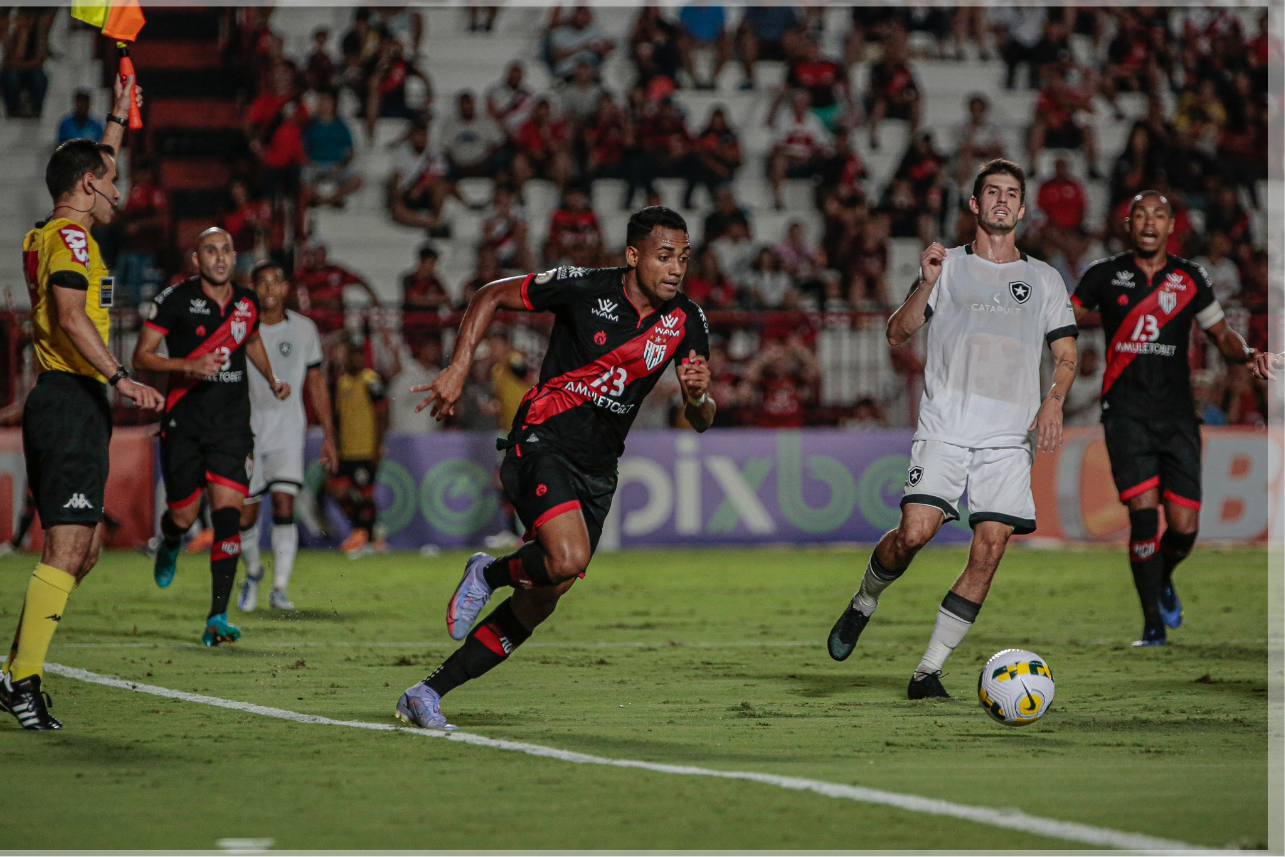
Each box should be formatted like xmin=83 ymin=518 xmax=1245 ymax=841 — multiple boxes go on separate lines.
xmin=190 ymin=298 xmax=211 ymax=314
xmin=1112 ymin=270 xmax=1135 ymax=288
xmin=1158 ymin=290 xmax=1177 ymax=315
xmin=231 ymin=320 xmax=247 ymax=343
xmin=660 ymin=313 xmax=681 ymax=330
xmin=592 ymin=298 xmax=619 ymax=322
xmin=278 ymin=341 xmax=292 ymax=356
xmin=1009 ymin=281 xmax=1031 ymax=303
xmin=644 ymin=339 xmax=668 ymax=371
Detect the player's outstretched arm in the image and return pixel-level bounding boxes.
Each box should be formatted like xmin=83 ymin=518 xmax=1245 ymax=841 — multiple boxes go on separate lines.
xmin=1205 ymin=319 xmax=1258 ymax=373
xmin=305 ymin=366 xmax=339 ymax=473
xmin=1252 ymin=351 xmax=1282 ymax=382
xmin=887 ymin=242 xmax=946 ymax=347
xmin=677 ymin=350 xmax=716 ymax=432
xmin=246 ymin=332 xmax=290 ymax=399
xmin=412 ymin=275 xmax=529 ymax=419
xmin=1030 ymin=335 xmax=1077 ymax=454
xmin=53 ymin=285 xmax=163 ymax=411
xmin=133 ymin=325 xmax=223 ymax=378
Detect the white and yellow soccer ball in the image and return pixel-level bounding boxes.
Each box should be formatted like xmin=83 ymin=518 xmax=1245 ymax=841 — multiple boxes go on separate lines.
xmin=977 ymin=649 xmax=1055 ymax=726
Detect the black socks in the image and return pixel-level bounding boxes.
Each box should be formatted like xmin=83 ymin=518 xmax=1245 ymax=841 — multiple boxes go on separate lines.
xmin=424 ymin=599 xmax=532 ymax=697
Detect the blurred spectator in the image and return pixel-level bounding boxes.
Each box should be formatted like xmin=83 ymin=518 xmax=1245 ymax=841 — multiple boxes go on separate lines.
xmin=768 ymin=90 xmax=831 ymax=210
xmin=772 ymin=36 xmax=851 ymax=132
xmin=745 ymin=336 xmax=819 ymax=428
xmin=485 ymin=331 xmax=535 ymax=433
xmin=677 ymin=4 xmax=731 ymax=90
xmin=989 ymin=7 xmax=1047 ymax=90
xmin=1062 ymin=347 xmax=1102 ymax=426
xmin=1046 ymin=227 xmax=1101 ymax=293
xmin=864 ymin=26 xmax=920 ymax=150
xmin=583 ymin=93 xmax=633 ymax=185
xmin=630 ymin=7 xmax=682 ymax=96
xmin=544 ymin=184 xmax=603 ymax=268
xmin=1101 ymin=13 xmax=1159 ymax=118
xmin=625 ymin=98 xmax=699 ymax=209
xmin=389 ymin=338 xmax=444 ymax=435
xmin=845 ymin=7 xmax=900 ymax=65
xmin=775 ymin=221 xmax=826 ymax=288
xmin=1037 ymin=157 xmax=1087 ymax=233
xmin=305 ymin=27 xmax=337 ymax=92
xmin=459 ymin=244 xmax=504 ymax=309
xmin=1026 ymin=65 xmax=1099 ymax=179
xmin=843 ymin=397 xmax=887 ymax=430
xmin=707 ymin=342 xmax=751 ymax=427
xmin=295 ymin=244 xmax=380 ymax=336
xmin=1190 ymin=369 xmax=1227 ymax=426
xmin=512 ymin=97 xmax=573 ymax=189
xmin=876 ymin=177 xmax=929 ymax=243
xmin=480 ymin=184 xmax=534 ymax=272
xmin=302 ymin=89 xmax=363 ymax=208
xmin=388 ymin=116 xmax=452 ymax=233
xmin=1203 ymin=185 xmax=1249 ymax=245
xmin=246 ymin=62 xmax=310 ymax=202
xmin=223 ymin=179 xmax=272 ymax=281
xmin=469 ymin=6 xmax=499 ymax=33
xmin=1109 ymin=124 xmax=1159 ymax=206
xmin=548 ymin=7 xmax=615 ymax=80
xmin=703 ymin=186 xmax=750 ymax=244
xmin=709 ymin=220 xmax=755 ymax=287
xmin=340 ymin=8 xmax=380 ymax=106
xmin=1191 ymin=231 xmax=1241 ymax=306
xmin=683 ymin=249 xmax=738 ymax=310
xmin=736 ymin=6 xmax=803 ymax=90
xmin=817 ymin=127 xmax=867 ymax=204
xmin=744 ymin=248 xmax=795 ymax=309
xmin=485 ymin=61 xmax=534 ymax=140
xmin=893 ymin=131 xmax=946 ymax=210
xmin=401 ymin=245 xmax=450 ymax=310
xmin=113 ymin=160 xmax=169 ymax=306
xmin=1158 ymin=127 xmax=1216 ymax=211
xmin=1 ymin=10 xmax=48 ymax=118
xmin=56 ymin=90 xmax=102 ymax=144
xmin=952 ymin=95 xmax=1005 ymax=189
xmin=374 ymin=7 xmax=424 ymax=60
xmin=559 ymin=59 xmax=605 ymax=122
xmin=440 ymin=90 xmax=504 ymax=180
xmin=365 ymin=36 xmax=429 ymax=138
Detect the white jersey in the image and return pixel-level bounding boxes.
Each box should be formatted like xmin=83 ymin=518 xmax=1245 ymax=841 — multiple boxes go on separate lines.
xmin=249 ymin=310 xmax=323 ymax=451
xmin=914 ymin=245 xmax=1077 ymax=450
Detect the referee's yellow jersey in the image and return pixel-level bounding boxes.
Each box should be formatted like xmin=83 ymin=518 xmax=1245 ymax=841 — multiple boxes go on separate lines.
xmin=22 ymin=217 xmax=113 ymax=382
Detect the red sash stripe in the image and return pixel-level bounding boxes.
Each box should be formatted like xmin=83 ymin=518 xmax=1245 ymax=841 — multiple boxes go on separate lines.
xmin=1100 ymin=272 xmax=1198 ymax=397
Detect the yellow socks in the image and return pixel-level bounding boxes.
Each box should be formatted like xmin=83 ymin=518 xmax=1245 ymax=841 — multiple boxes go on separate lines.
xmin=8 ymin=564 xmax=75 ymax=681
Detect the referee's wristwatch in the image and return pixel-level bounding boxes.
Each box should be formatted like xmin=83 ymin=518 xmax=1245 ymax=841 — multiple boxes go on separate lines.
xmin=108 ymin=367 xmax=129 ymax=387
xmin=106 ymin=113 xmax=128 ymax=127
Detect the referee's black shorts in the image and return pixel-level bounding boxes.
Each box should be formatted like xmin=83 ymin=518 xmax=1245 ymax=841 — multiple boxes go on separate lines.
xmin=22 ymin=371 xmax=112 ymax=527
xmin=1102 ymin=415 xmax=1203 ymax=511
xmin=499 ymin=446 xmax=617 ymax=559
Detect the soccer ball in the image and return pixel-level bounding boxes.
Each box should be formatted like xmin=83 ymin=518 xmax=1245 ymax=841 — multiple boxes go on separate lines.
xmin=977 ymin=649 xmax=1055 ymax=726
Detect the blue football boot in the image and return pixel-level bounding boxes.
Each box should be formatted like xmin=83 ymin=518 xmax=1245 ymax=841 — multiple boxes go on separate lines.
xmin=153 ymin=540 xmax=180 ymax=588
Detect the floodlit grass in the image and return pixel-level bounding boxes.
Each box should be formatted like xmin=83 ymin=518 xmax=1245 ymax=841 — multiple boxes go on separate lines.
xmin=0 ymin=545 xmax=1267 ymax=850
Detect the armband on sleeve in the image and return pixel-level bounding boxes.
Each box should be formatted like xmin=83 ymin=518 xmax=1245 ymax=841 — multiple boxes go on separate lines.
xmin=48 ymin=270 xmax=90 ymax=291
xmin=1195 ymin=301 xmax=1225 ymax=330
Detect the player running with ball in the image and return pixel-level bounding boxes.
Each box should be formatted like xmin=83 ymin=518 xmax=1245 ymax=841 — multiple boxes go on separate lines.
xmin=1071 ymin=190 xmax=1267 ymax=646
xmin=396 ymin=207 xmax=715 ymax=730
xmin=827 ymin=159 xmax=1080 ymax=699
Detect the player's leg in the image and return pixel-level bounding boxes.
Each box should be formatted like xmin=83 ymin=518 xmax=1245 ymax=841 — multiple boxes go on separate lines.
xmin=155 ymin=428 xmax=205 ymax=588
xmin=237 ymin=498 xmax=263 ymax=612
xmin=204 ymin=482 xmax=247 ymax=646
xmin=1156 ymin=419 xmax=1203 ymax=629
xmin=908 ymin=446 xmax=1034 ymax=698
xmin=268 ymin=490 xmax=299 ymax=610
xmin=1104 ymin=416 xmax=1166 ymax=645
xmin=828 ymin=440 xmax=962 ymax=661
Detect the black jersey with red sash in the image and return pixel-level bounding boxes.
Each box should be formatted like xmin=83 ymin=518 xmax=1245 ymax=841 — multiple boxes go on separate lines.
xmin=146 ymin=277 xmax=260 ymax=426
xmin=1072 ymin=252 xmax=1222 ymax=421
xmin=508 ymin=265 xmax=710 ymax=473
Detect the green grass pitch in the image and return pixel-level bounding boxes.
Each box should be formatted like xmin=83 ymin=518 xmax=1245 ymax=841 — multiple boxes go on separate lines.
xmin=0 ymin=544 xmax=1267 ymax=850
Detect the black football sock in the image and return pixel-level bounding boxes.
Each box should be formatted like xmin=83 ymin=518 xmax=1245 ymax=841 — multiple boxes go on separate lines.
xmin=160 ymin=510 xmax=185 ymax=548
xmin=1160 ymin=529 xmax=1197 ymax=586
xmin=354 ymin=489 xmax=377 ymax=534
xmin=208 ymin=508 xmax=241 ymax=619
xmin=1128 ymin=509 xmax=1164 ymax=632
xmin=482 ymin=542 xmax=555 ymax=590
xmin=423 ymin=599 xmax=532 ymax=697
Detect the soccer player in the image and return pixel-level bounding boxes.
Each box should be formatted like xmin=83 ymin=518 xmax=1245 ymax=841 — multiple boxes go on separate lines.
xmin=237 ymin=262 xmax=338 ymax=612
xmin=826 ymin=159 xmax=1079 ymax=699
xmin=1071 ymin=191 xmax=1261 ymax=646
xmin=395 ymin=206 xmax=714 ymax=730
xmin=1 ymin=75 xmax=165 ymax=730
xmin=328 ymin=337 xmax=397 ymax=556
xmin=132 ymin=229 xmax=290 ymax=646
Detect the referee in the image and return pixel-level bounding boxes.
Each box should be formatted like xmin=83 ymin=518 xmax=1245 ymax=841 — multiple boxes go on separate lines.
xmin=0 ymin=74 xmax=163 ymax=730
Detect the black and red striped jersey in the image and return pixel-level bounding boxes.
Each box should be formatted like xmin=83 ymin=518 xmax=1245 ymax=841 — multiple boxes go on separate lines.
xmin=146 ymin=277 xmax=260 ymax=417
xmin=509 ymin=265 xmax=710 ymax=472
xmin=1072 ymin=252 xmax=1223 ymax=421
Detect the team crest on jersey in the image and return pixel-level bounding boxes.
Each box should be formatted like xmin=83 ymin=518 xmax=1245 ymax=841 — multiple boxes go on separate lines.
xmin=231 ymin=320 xmax=247 ymax=343
xmin=279 ymin=341 xmax=292 ymax=356
xmin=1158 ymin=290 xmax=1177 ymax=315
xmin=1112 ymin=271 xmax=1135 ymax=288
xmin=644 ymin=339 xmax=668 ymax=371
xmin=907 ymin=466 xmax=923 ymax=487
xmin=1009 ymin=281 xmax=1031 ymax=303
xmin=58 ymin=226 xmax=89 ymax=267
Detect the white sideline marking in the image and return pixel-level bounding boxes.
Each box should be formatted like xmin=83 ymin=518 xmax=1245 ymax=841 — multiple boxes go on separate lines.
xmin=46 ymin=663 xmax=1198 ymax=852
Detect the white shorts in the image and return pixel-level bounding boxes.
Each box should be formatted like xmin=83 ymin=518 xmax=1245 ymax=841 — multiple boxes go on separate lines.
xmin=249 ymin=444 xmax=305 ymax=499
xmin=901 ymin=440 xmax=1036 ymax=535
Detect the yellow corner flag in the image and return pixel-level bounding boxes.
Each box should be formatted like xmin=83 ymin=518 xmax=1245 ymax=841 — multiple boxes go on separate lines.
xmin=71 ymin=0 xmax=145 ymax=42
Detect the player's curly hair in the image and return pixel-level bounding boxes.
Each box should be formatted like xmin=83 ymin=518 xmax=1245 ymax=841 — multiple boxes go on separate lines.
xmin=46 ymin=138 xmax=115 ymax=202
xmin=626 ymin=206 xmax=688 ymax=249
xmin=972 ymin=158 xmax=1026 ymax=205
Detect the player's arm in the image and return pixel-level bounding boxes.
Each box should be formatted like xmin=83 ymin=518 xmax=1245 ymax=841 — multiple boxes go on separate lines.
xmin=677 ymin=350 xmax=716 ymax=432
xmin=52 ymin=284 xmax=163 ymax=410
xmin=886 ymin=242 xmax=946 ymax=347
xmin=100 ymin=73 xmax=141 ymax=155
xmin=132 ymin=325 xmax=220 ymax=377
xmin=305 ymin=365 xmax=338 ymax=474
xmin=412 ymin=275 xmax=529 ymax=418
xmin=246 ymin=331 xmax=291 ymax=400
xmin=1205 ymin=319 xmax=1256 ymax=368
xmin=1030 ymin=335 xmax=1078 ymax=454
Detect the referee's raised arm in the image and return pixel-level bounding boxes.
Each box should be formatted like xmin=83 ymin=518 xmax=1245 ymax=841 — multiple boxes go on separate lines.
xmin=99 ymin=73 xmax=140 ymax=154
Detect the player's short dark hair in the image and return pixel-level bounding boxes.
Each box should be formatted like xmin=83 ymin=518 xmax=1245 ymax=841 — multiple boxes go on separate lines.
xmin=1128 ymin=189 xmax=1172 ymax=216
xmin=972 ymin=158 xmax=1026 ymax=204
xmin=626 ymin=206 xmax=688 ymax=250
xmin=45 ymin=138 xmax=115 ymax=202
xmin=250 ymin=261 xmax=284 ymax=283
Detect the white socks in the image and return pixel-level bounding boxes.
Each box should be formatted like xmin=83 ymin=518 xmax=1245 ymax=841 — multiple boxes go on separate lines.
xmin=272 ymin=521 xmax=298 ymax=593
xmin=240 ymin=523 xmax=262 ymax=580
xmin=914 ymin=593 xmax=982 ymax=677
xmin=852 ymin=552 xmax=904 ymax=616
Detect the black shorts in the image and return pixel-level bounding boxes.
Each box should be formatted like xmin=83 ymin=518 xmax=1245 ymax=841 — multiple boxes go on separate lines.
xmin=335 ymin=459 xmax=377 ymax=488
xmin=499 ymin=447 xmax=617 ymax=557
xmin=1102 ymin=415 xmax=1202 ymax=510
xmin=22 ymin=372 xmax=112 ymax=527
xmin=160 ymin=407 xmax=253 ymax=509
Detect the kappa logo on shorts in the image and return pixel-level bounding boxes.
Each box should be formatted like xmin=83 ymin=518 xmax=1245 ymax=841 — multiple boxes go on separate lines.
xmin=536 ymin=484 xmax=548 ymax=497
xmin=906 ymin=467 xmax=923 ymax=488
xmin=1009 ymin=281 xmax=1031 ymax=304
xmin=62 ymin=493 xmax=93 ymax=510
